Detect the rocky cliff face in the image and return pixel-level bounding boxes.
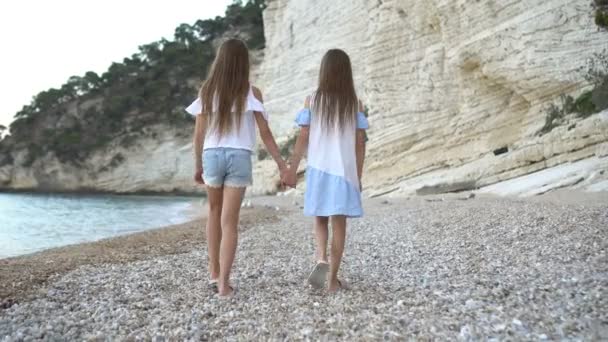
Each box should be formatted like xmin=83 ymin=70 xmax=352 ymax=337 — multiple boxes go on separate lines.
xmin=0 ymin=125 xmax=200 ymax=194
xmin=2 ymin=1 xmax=606 ymax=196
xmin=256 ymin=0 xmax=608 ymax=196
xmin=0 ymin=52 xmax=266 ymax=195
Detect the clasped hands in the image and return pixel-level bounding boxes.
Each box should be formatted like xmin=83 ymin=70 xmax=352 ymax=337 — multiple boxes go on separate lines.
xmin=279 ymin=164 xmax=297 ymax=189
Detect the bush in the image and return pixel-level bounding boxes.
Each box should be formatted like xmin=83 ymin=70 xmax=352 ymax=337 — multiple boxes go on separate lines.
xmin=58 ymin=131 xmax=82 ymax=146
xmin=539 ymin=50 xmax=608 ymax=135
xmin=23 ymin=145 xmax=44 ymax=167
xmin=582 ymin=50 xmax=608 ymax=85
xmin=583 ymin=50 xmax=608 ymax=113
xmin=539 ymin=102 xmax=566 ymax=136
xmin=573 ymin=91 xmax=597 ymax=118
xmin=109 ymin=153 xmax=125 ymax=168
xmin=597 ymin=9 xmax=608 ymax=28
xmin=280 ymin=135 xmax=297 ymax=159
xmin=257 ymin=148 xmax=269 ymax=161
xmin=591 ymin=80 xmax=608 ymax=110
xmin=120 ymin=134 xmax=138 ymax=148
xmin=538 ymin=91 xmax=600 ymax=135
xmin=595 ymin=0 xmax=608 ymax=29
xmin=0 ymin=151 xmax=13 ymax=167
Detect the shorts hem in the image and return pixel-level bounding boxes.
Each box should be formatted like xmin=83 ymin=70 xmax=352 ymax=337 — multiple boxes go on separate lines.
xmin=224 ymin=181 xmax=252 ymax=188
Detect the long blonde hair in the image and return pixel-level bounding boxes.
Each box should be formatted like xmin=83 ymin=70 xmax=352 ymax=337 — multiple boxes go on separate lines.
xmin=200 ymin=39 xmax=250 ymax=136
xmin=312 ymin=49 xmax=358 ymax=131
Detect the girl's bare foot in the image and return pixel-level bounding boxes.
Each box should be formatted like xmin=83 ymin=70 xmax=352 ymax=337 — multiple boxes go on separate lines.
xmin=327 ymin=279 xmax=345 ymax=293
xmin=218 ymin=284 xmax=234 ymax=297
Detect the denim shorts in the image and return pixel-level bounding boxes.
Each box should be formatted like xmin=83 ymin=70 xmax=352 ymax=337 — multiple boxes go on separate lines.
xmin=203 ymin=148 xmax=253 ymax=188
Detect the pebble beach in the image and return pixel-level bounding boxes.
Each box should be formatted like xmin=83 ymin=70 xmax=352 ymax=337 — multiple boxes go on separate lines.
xmin=1 ymin=193 xmax=607 ymax=340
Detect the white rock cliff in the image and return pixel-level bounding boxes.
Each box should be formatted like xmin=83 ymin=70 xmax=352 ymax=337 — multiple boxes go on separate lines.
xmin=0 ymin=126 xmax=202 ymax=194
xmin=255 ymin=0 xmax=608 ymax=196
xmin=1 ymin=0 xmax=606 ymax=196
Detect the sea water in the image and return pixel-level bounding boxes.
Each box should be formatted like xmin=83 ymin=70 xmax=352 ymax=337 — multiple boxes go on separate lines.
xmin=0 ymin=193 xmax=202 ymax=258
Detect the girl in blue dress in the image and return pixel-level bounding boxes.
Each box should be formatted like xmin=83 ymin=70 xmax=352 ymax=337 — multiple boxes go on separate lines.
xmin=284 ymin=49 xmax=369 ymax=292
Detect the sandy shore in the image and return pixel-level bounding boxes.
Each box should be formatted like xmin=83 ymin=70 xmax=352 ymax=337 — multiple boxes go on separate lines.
xmin=0 ymin=206 xmax=280 ymax=308
xmin=0 ymin=192 xmax=606 ymax=340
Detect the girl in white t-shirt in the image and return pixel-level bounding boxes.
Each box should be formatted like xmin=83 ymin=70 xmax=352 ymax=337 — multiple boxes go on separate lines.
xmin=284 ymin=49 xmax=369 ymax=292
xmin=188 ymin=39 xmax=287 ymax=297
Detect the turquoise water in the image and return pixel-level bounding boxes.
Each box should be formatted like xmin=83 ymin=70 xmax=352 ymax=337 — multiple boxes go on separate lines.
xmin=0 ymin=193 xmax=203 ymax=258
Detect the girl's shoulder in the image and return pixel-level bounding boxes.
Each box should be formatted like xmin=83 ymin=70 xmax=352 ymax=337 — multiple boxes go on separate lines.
xmin=305 ymin=91 xmax=323 ymax=109
xmin=305 ymin=92 xmax=363 ymax=110
xmin=247 ymin=85 xmax=267 ymax=116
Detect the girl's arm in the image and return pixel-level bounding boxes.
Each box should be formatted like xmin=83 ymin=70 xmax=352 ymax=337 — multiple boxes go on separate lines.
xmin=355 ymin=130 xmax=366 ymax=189
xmin=252 ymin=87 xmax=288 ymax=173
xmin=286 ymin=126 xmax=310 ymax=187
xmin=284 ymin=97 xmax=311 ymax=187
xmin=193 ymin=112 xmax=207 ymax=184
xmin=355 ymin=100 xmax=367 ymax=190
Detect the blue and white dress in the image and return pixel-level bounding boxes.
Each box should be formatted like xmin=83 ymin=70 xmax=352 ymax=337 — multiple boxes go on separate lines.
xmin=295 ymin=98 xmax=369 ymax=218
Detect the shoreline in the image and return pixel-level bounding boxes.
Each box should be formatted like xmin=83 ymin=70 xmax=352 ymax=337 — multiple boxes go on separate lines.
xmin=0 ymin=191 xmax=207 ymax=260
xmin=0 ymin=188 xmax=206 ymax=197
xmin=0 ymin=206 xmax=280 ymax=309
xmin=1 ymin=193 xmax=605 ymax=339
xmin=2 ymin=190 xmax=605 ymax=309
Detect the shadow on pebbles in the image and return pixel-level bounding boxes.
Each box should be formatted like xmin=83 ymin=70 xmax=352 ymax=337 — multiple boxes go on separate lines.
xmin=1 ymin=197 xmax=607 ymax=340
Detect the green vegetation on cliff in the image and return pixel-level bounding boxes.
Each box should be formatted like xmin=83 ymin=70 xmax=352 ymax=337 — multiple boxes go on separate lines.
xmin=539 ymin=50 xmax=608 ymax=136
xmin=0 ymin=0 xmax=265 ymax=166
xmin=595 ymin=0 xmax=608 ymax=29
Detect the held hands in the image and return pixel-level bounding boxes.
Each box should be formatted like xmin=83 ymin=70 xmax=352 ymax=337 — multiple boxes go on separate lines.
xmin=277 ymin=160 xmax=296 ymax=189
xmin=279 ymin=166 xmax=289 ymax=188
xmin=281 ymin=164 xmax=298 ymax=188
xmin=194 ymin=167 xmax=204 ymax=185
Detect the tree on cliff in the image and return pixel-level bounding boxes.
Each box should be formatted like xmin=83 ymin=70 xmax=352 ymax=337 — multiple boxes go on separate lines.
xmin=595 ymin=0 xmax=608 ymax=29
xmin=7 ymin=0 xmax=266 ymax=165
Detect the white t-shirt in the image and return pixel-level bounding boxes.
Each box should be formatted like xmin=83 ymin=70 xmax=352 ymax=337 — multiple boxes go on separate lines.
xmin=185 ymin=87 xmax=267 ymax=151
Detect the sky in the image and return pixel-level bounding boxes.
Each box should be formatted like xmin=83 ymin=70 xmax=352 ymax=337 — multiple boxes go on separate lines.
xmin=0 ymin=0 xmax=232 ymax=128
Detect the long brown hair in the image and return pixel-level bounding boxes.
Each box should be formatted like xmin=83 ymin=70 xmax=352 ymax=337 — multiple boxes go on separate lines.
xmin=313 ymin=49 xmax=358 ymax=131
xmin=200 ymin=39 xmax=250 ymax=136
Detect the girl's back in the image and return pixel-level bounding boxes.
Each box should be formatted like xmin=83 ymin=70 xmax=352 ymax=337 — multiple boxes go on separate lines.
xmin=295 ymin=93 xmax=368 ymax=218
xmin=285 ymin=48 xmax=369 ymax=293
xmin=189 ymin=38 xmax=287 ymax=297
xmin=303 ymin=93 xmax=367 ymax=195
xmin=186 ymin=85 xmax=265 ymax=151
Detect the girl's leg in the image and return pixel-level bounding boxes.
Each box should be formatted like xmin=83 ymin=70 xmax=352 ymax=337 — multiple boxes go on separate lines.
xmin=218 ymin=186 xmax=246 ymax=296
xmin=328 ymin=215 xmax=347 ymax=292
xmin=314 ymin=216 xmax=329 ymax=263
xmin=206 ymin=186 xmax=223 ymax=281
